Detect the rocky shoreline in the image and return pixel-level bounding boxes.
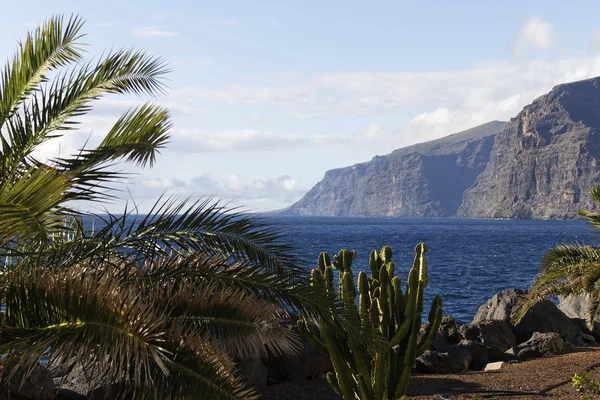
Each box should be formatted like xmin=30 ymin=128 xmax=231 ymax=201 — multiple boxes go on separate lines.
xmin=1 ymin=289 xmax=596 ymax=399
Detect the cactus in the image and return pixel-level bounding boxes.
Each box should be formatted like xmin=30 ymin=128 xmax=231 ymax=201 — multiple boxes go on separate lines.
xmin=298 ymin=243 xmax=443 ymax=400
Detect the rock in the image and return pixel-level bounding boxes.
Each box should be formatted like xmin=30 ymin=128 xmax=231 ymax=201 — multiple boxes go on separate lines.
xmin=559 ymin=294 xmax=593 ymax=319
xmin=459 ymin=324 xmax=479 ymax=341
xmin=49 ymin=360 xmax=107 ymax=397
xmin=563 ymin=342 xmax=576 ymax=353
xmin=459 ymin=340 xmax=489 ymax=371
xmin=514 ymin=332 xmax=564 ymax=361
xmin=475 ymin=320 xmax=516 ymax=358
xmin=473 ymin=289 xmax=582 ymax=343
xmin=237 ymin=358 xmax=268 ymax=391
xmin=55 ymin=389 xmax=85 ymax=400
xmin=415 ymin=346 xmax=471 ymax=374
xmin=458 ymin=77 xmax=600 ymax=219
xmin=447 ymin=345 xmax=472 ymax=372
xmin=263 ymin=316 xmax=332 ymax=382
xmin=439 ymin=316 xmax=462 ymax=345
xmin=473 ymin=289 xmax=524 ymax=323
xmin=459 ymin=320 xmax=516 ymax=360
xmin=484 ymin=361 xmax=506 ymax=371
xmin=85 ymin=384 xmax=131 ymax=400
xmin=430 ymin=334 xmax=452 ymax=353
xmin=0 ymin=362 xmax=55 ymax=400
xmin=280 ymin=121 xmax=505 ymax=217
xmin=572 ymin=317 xmax=600 ymax=341
xmin=579 ymin=332 xmax=596 ymax=345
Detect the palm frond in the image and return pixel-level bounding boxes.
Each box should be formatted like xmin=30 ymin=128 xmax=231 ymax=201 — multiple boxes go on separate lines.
xmin=1 ymin=267 xmax=170 ymax=387
xmin=0 ymin=15 xmax=84 ymax=126
xmin=150 ymin=334 xmax=258 ymax=400
xmin=162 ymin=282 xmax=302 ymax=359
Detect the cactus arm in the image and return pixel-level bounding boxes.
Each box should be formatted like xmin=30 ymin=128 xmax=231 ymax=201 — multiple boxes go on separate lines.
xmin=386 ymin=347 xmax=399 ymax=398
xmin=372 ymin=349 xmax=387 ymax=400
xmin=326 ymin=372 xmax=343 ymax=397
xmin=341 ymin=271 xmax=372 ymax=392
xmin=416 ymin=295 xmax=443 ymax=356
xmin=320 ymin=326 xmax=357 ymax=400
xmin=394 ymin=317 xmax=421 ymax=400
xmin=389 ymin=268 xmax=418 ymax=347
xmin=358 ymin=271 xmax=374 ymax=339
xmin=380 ymin=246 xmax=393 ymax=263
xmin=319 ymin=252 xmax=332 ymax=274
xmin=379 ymin=267 xmax=391 ymax=339
xmin=297 ymin=318 xmax=328 ymax=354
xmin=324 ymin=265 xmax=335 ymax=295
xmin=370 ymin=250 xmax=381 ymax=277
xmin=391 ymin=277 xmax=404 ymax=322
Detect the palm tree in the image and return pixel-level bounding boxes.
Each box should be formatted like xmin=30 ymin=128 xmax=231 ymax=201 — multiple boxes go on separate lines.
xmin=0 ymin=15 xmax=326 ymax=399
xmin=514 ymin=186 xmax=600 ymax=329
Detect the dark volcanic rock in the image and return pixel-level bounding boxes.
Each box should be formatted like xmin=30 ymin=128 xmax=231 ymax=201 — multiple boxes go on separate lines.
xmin=280 ymin=121 xmax=505 ymax=217
xmin=509 ymin=332 xmax=564 ymax=361
xmin=0 ymin=362 xmax=54 ymax=400
xmin=415 ymin=346 xmax=471 ymax=374
xmin=459 ymin=340 xmax=489 ymax=371
xmin=237 ymin=358 xmax=268 ymax=391
xmin=263 ymin=316 xmax=331 ymax=382
xmin=459 ymin=77 xmax=600 ymax=219
xmin=438 ymin=316 xmax=462 ymax=345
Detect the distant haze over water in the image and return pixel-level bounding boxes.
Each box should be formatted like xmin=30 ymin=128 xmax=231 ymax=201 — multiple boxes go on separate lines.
xmin=267 ymin=217 xmax=595 ymax=322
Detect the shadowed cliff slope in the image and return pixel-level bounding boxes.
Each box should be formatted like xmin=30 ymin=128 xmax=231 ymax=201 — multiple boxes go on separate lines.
xmin=458 ymin=77 xmax=600 ymax=219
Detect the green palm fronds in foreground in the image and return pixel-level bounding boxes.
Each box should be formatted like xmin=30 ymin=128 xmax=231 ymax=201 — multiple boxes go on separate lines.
xmin=0 ymin=15 xmax=325 ymax=399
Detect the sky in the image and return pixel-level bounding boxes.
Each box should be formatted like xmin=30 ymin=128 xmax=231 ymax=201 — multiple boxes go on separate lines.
xmin=3 ymin=1 xmax=600 ymax=213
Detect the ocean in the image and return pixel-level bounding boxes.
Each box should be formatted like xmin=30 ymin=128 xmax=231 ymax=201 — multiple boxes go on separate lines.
xmin=264 ymin=216 xmax=596 ymax=323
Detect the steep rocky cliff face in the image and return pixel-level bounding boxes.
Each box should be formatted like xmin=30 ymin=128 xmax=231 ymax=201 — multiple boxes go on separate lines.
xmin=282 ymin=121 xmax=506 ymax=217
xmin=458 ymin=77 xmax=600 ymax=219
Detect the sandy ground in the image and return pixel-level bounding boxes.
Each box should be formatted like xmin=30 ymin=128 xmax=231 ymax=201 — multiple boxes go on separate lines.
xmin=260 ymin=346 xmax=600 ymax=399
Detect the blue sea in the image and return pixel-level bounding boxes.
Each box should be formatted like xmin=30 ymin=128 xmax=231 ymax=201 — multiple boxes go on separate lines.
xmin=264 ymin=217 xmax=597 ymax=323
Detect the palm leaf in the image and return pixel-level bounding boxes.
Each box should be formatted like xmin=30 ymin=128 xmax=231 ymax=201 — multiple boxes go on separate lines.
xmin=0 ymin=14 xmax=84 ymax=126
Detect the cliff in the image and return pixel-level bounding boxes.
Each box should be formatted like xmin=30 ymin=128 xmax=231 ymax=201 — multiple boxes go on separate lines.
xmin=281 ymin=121 xmax=506 ymax=217
xmin=458 ymin=77 xmax=600 ymax=219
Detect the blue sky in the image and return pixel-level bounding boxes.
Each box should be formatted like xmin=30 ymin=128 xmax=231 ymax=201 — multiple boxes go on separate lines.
xmin=2 ymin=1 xmax=600 ymax=212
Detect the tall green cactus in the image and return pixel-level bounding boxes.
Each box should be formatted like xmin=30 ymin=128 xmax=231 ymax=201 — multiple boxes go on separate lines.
xmin=298 ymin=243 xmax=442 ymax=400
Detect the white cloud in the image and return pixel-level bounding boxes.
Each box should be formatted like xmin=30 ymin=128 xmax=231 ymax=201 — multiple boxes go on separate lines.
xmin=171 ymin=128 xmax=344 ymax=153
xmin=149 ymin=12 xmax=175 ymax=20
xmin=127 ymin=174 xmax=306 ymax=211
xmin=172 ymin=55 xmax=600 ymax=146
xmin=513 ymin=16 xmax=554 ymax=55
xmin=132 ymin=27 xmax=182 ymax=38
xmin=213 ymin=19 xmax=239 ymax=26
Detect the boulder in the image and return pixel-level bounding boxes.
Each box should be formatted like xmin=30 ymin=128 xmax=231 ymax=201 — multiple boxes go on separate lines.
xmin=475 ymin=320 xmax=516 ymax=358
xmin=459 ymin=320 xmax=516 ymax=360
xmin=263 ymin=316 xmax=331 ymax=382
xmin=49 ymin=359 xmax=107 ymax=397
xmin=559 ymin=294 xmax=592 ymax=319
xmin=415 ymin=346 xmax=471 ymax=374
xmin=571 ymin=318 xmax=600 ymax=341
xmin=473 ymin=289 xmax=525 ymax=323
xmin=438 ymin=316 xmax=462 ymax=345
xmin=0 ymin=362 xmax=55 ymax=400
xmin=510 ymin=332 xmax=564 ymax=361
xmin=447 ymin=345 xmax=472 ymax=372
xmin=459 ymin=340 xmax=488 ymax=371
xmin=237 ymin=358 xmax=268 ymax=391
xmin=473 ymin=289 xmax=582 ymax=343
xmin=429 ymin=334 xmax=452 ymax=353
